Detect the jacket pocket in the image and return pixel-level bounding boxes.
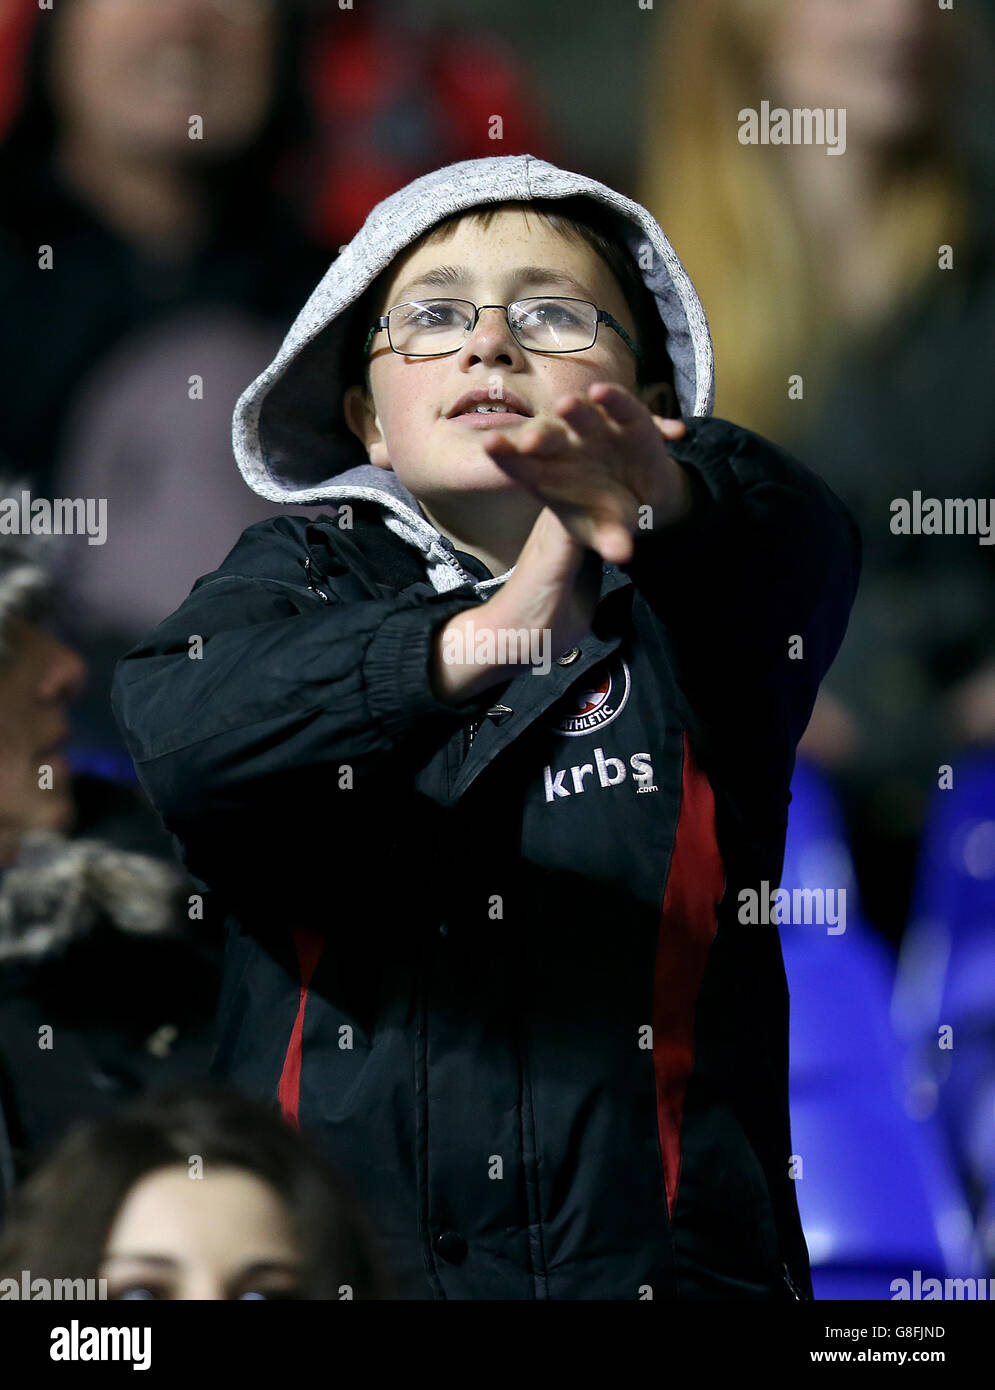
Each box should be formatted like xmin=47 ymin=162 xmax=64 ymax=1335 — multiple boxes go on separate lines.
xmin=669 ymin=1097 xmax=785 ymax=1295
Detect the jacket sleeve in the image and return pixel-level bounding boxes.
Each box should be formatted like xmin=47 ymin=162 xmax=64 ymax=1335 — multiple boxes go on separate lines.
xmin=111 ymin=515 xmax=496 ymax=833
xmin=621 ymin=417 xmax=861 ymax=823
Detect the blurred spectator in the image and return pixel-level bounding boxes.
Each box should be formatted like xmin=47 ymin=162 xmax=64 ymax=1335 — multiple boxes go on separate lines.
xmin=0 ymin=1084 xmax=392 ymax=1299
xmin=0 ymin=0 xmax=554 ymax=755
xmin=640 ymin=0 xmax=995 ymax=942
xmin=47 ymin=307 xmax=307 ymax=754
xmin=299 ymin=1 xmax=557 ymax=248
xmin=0 ymin=0 xmax=325 ymax=490
xmin=0 ymin=0 xmax=330 ymax=748
xmin=0 ymin=508 xmax=222 ymax=1208
xmin=0 ymin=0 xmax=554 ymax=496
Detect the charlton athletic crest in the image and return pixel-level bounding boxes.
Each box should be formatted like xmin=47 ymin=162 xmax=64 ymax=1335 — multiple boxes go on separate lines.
xmin=553 ymin=657 xmax=631 ymax=737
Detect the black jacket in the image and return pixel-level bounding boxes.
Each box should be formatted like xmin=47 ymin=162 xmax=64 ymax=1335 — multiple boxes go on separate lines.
xmin=0 ymin=778 xmax=222 ymax=1216
xmin=112 ymin=416 xmax=860 ymax=1300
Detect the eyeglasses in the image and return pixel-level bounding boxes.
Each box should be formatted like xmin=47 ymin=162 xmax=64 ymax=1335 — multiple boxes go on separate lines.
xmin=364 ymin=297 xmax=643 ymax=362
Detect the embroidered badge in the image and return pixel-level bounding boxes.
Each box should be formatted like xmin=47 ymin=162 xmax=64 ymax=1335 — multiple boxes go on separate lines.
xmin=552 ymin=656 xmax=631 ymax=737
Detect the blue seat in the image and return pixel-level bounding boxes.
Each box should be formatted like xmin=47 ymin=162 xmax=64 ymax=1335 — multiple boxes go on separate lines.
xmin=932 ymin=1046 xmax=995 ymax=1191
xmin=68 ymin=745 xmax=140 ymax=785
xmin=780 ymin=758 xmax=897 ymax=1091
xmin=910 ymin=753 xmax=995 ymax=932
xmin=780 ymin=928 xmax=904 ymax=1094
xmin=891 ymin=754 xmax=995 ymax=1206
xmin=781 ymin=757 xmax=862 ymax=912
xmin=779 ymin=759 xmax=984 ymax=1295
xmin=789 ymin=1088 xmax=984 ymax=1297
xmin=894 ymin=753 xmax=995 ymax=1041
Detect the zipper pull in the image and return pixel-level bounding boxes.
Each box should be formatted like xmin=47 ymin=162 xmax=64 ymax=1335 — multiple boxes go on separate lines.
xmin=303 ymin=554 xmax=330 ymax=602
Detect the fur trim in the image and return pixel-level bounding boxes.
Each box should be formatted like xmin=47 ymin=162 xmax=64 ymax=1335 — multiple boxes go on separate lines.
xmin=0 ymin=831 xmax=187 ymax=965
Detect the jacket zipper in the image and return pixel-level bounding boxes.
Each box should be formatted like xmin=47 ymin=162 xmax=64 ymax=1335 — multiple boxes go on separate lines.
xmin=303 ymin=554 xmax=330 ymax=602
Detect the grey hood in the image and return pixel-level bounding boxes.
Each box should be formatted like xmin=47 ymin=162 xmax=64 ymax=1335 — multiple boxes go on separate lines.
xmin=232 ymin=154 xmax=714 ymax=593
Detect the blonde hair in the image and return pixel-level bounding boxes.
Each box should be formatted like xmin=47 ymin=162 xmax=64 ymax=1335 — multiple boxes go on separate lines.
xmin=639 ymin=0 xmax=970 ymax=438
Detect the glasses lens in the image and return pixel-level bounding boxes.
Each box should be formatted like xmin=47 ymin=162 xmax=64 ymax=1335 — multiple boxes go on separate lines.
xmin=388 ymin=299 xmax=473 ymax=355
xmin=510 ymin=299 xmax=597 ymax=352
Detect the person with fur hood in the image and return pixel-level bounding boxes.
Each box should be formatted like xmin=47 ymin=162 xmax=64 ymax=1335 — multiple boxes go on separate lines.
xmin=0 ymin=507 xmax=222 ymax=1216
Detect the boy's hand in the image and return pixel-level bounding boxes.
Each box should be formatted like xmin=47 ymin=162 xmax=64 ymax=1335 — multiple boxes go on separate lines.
xmin=481 ymin=382 xmax=691 ymax=564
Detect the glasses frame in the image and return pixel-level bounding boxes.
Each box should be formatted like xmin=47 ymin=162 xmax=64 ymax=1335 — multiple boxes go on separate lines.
xmin=363 ymin=296 xmax=643 ymax=363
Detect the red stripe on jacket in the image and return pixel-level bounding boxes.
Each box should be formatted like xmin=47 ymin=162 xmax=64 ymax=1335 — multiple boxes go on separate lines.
xmin=653 ymin=733 xmax=725 ymax=1217
xmin=278 ymin=927 xmax=326 ymax=1129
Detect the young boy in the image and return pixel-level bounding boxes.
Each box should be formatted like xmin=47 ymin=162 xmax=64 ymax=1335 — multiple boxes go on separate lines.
xmin=112 ymin=155 xmax=860 ymax=1301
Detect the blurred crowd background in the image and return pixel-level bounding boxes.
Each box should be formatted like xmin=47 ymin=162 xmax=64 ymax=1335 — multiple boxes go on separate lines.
xmin=1 ymin=0 xmax=993 ymax=1298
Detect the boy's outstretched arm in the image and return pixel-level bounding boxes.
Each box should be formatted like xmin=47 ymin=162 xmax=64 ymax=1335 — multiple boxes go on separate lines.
xmin=110 ymin=514 xmax=502 ymax=835
xmin=624 ymin=415 xmax=862 ymax=786
xmin=483 ymin=388 xmax=862 ymax=811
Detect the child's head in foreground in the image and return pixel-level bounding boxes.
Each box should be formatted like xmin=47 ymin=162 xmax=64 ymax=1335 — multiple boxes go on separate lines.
xmin=0 ymin=1085 xmax=392 ymax=1300
xmin=340 ymin=196 xmax=680 ymax=552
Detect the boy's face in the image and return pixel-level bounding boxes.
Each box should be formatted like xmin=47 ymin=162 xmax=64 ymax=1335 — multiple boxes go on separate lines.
xmin=344 ymin=208 xmax=666 ymax=509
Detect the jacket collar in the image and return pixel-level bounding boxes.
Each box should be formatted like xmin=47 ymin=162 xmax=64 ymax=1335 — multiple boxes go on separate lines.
xmin=308 ymin=495 xmax=634 ymax=607
xmin=306 ymin=502 xmax=636 ymax=800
